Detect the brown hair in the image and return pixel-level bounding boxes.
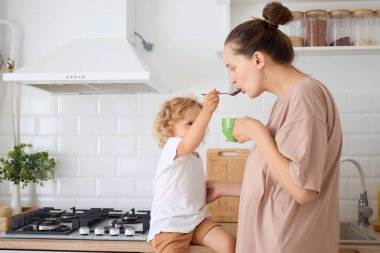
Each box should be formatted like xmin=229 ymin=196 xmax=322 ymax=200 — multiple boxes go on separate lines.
xmin=153 ymin=96 xmax=202 ymax=148
xmin=225 ymin=1 xmax=294 ymax=64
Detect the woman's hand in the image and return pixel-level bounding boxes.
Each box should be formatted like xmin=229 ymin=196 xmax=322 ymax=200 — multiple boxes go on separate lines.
xmin=206 ymin=180 xmax=222 ymax=204
xmin=233 ymin=116 xmax=268 ymax=143
xmin=206 ymin=181 xmax=242 ymax=203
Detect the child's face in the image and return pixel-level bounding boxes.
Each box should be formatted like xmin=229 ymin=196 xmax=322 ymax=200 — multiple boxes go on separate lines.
xmin=172 ymin=105 xmax=201 ymax=138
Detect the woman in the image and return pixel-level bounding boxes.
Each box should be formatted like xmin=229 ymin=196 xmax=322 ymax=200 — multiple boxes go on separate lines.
xmin=206 ymin=2 xmax=342 ymax=253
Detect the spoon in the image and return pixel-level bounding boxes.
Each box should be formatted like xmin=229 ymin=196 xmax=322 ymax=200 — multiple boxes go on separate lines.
xmin=201 ymin=90 xmax=241 ymax=96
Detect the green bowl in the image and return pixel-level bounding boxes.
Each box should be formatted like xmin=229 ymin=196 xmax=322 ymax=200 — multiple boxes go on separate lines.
xmin=222 ymin=117 xmax=237 ymax=142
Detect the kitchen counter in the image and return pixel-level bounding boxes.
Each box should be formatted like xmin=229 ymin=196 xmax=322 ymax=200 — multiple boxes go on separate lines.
xmin=1 ymin=223 xmax=380 ymax=253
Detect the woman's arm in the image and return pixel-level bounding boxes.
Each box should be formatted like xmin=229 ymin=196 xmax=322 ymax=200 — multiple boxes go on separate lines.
xmin=206 ymin=180 xmax=242 ymax=204
xmin=233 ymin=117 xmax=318 ymax=205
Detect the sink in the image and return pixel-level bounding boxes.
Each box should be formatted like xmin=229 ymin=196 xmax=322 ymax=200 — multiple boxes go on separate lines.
xmin=340 ymin=222 xmax=376 ymax=241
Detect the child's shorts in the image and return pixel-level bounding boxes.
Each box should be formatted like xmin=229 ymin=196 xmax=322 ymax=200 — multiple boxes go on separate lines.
xmin=150 ymin=219 xmax=220 ymax=253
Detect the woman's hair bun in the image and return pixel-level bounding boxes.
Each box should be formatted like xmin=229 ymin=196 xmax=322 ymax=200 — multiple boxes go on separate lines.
xmin=262 ymin=1 xmax=293 ymax=26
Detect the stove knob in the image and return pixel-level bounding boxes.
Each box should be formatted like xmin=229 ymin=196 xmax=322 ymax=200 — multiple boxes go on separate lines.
xmin=94 ymin=227 xmax=105 ymax=236
xmin=124 ymin=226 xmax=135 ymax=236
xmin=79 ymin=227 xmax=90 ymax=235
xmin=109 ymin=227 xmax=120 ymax=236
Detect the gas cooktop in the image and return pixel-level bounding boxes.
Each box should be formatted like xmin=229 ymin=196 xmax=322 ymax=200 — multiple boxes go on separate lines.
xmin=0 ymin=207 xmax=150 ymax=241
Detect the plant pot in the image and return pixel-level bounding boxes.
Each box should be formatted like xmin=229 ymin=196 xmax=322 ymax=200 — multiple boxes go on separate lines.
xmin=10 ymin=184 xmax=21 ymax=215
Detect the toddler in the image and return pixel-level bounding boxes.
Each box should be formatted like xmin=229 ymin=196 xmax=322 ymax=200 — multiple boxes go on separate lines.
xmin=148 ymin=90 xmax=236 ymax=253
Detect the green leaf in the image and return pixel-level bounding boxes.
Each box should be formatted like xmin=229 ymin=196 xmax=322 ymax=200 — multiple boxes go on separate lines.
xmin=0 ymin=143 xmax=55 ymax=188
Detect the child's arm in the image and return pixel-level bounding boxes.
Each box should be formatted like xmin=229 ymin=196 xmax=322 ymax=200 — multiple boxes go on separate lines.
xmin=176 ymin=89 xmax=219 ymax=157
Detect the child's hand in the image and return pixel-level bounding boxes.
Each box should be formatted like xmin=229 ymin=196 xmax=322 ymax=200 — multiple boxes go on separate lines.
xmin=203 ymin=89 xmax=220 ymax=115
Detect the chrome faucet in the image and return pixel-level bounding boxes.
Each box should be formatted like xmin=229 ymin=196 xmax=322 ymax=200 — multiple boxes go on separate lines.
xmin=340 ymin=157 xmax=373 ymax=226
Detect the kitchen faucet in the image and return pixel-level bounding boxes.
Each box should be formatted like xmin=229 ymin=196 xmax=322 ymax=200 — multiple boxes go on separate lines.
xmin=340 ymin=157 xmax=373 ymax=226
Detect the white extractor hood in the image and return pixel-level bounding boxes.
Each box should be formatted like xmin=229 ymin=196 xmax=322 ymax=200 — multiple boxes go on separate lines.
xmin=3 ymin=38 xmax=170 ymax=94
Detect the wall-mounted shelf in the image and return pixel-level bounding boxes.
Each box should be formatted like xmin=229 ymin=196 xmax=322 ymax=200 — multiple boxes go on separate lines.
xmin=294 ymin=45 xmax=380 ymax=56
xmin=217 ymin=45 xmax=380 ymax=57
xmin=229 ymin=0 xmax=380 ymax=4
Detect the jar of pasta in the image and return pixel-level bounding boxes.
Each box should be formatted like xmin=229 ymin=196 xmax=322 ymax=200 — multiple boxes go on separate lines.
xmin=287 ymin=11 xmax=305 ymax=47
xmin=374 ymin=9 xmax=380 ymax=45
xmin=305 ymin=9 xmax=328 ymax=47
xmin=328 ymin=9 xmax=351 ymax=46
xmin=351 ymin=9 xmax=374 ymax=46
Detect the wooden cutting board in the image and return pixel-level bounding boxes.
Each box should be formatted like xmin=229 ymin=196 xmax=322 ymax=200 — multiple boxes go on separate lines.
xmin=206 ymin=148 xmax=249 ymax=222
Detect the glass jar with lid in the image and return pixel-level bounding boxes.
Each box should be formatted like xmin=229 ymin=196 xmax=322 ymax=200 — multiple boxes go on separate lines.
xmin=328 ymin=9 xmax=351 ymax=46
xmin=286 ymin=11 xmax=305 ymax=47
xmin=374 ymin=9 xmax=380 ymax=45
xmin=351 ymin=9 xmax=374 ymax=46
xmin=305 ymin=9 xmax=328 ymax=47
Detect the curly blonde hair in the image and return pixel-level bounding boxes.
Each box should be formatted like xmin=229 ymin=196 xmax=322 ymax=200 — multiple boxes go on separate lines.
xmin=154 ymin=96 xmax=202 ymax=148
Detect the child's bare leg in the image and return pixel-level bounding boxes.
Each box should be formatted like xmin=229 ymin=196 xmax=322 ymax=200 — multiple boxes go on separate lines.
xmin=202 ymin=226 xmax=236 ymax=253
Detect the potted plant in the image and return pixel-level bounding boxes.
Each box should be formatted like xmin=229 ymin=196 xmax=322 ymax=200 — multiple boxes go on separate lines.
xmin=0 ymin=143 xmax=55 ymax=215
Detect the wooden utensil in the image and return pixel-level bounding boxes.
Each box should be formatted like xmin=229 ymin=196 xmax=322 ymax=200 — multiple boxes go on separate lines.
xmin=206 ymin=148 xmax=249 ymax=222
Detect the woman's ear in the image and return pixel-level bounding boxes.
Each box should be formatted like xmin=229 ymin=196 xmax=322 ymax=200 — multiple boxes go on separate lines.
xmin=253 ymin=51 xmax=265 ymax=70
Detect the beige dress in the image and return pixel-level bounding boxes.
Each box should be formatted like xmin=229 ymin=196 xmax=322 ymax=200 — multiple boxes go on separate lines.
xmin=236 ymin=78 xmax=342 ymax=253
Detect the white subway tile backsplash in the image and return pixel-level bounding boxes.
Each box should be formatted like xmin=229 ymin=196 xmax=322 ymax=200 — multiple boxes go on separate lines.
xmin=219 ymin=95 xmax=261 ymax=114
xmin=207 ymin=116 xmax=223 ymax=136
xmin=54 ymin=157 xmax=78 ymax=177
xmin=340 ymin=157 xmax=371 ymax=178
xmin=0 ymin=95 xmax=12 ymax=115
xmin=117 ymin=115 xmax=139 ymax=135
xmin=58 ymin=95 xmax=97 ymax=115
xmin=36 ymin=180 xmax=56 ymax=196
xmin=372 ymin=158 xmax=380 ymax=177
xmin=117 ymin=157 xmax=157 ymax=177
xmin=78 ymin=157 xmax=116 ymax=177
xmin=118 ymin=114 xmax=155 ymax=135
xmin=261 ymin=93 xmax=277 ymax=114
xmin=364 ymin=178 xmax=380 ymax=201
xmin=339 ymin=200 xmax=357 ymax=220
xmin=340 ymin=114 xmax=370 ymax=134
xmin=75 ymin=198 xmax=116 ymax=209
xmin=137 ymin=136 xmax=160 ymax=155
xmin=78 ymin=116 xmax=116 ymax=135
xmin=19 ymin=96 xmax=58 ymax=115
xmin=18 ymin=117 xmax=36 ymax=135
xmin=19 ymin=136 xmax=56 ymax=154
xmin=347 ymin=178 xmax=362 ymax=200
xmin=137 ymin=94 xmax=170 ymax=114
xmin=1 ymin=80 xmax=380 ymax=216
xmin=339 ymin=179 xmax=348 ymax=199
xmin=349 ymin=135 xmax=380 ymax=156
xmin=57 ymin=136 xmax=97 ymax=156
xmin=38 ymin=116 xmax=77 ymax=135
xmin=341 ymin=135 xmax=349 ymax=156
xmin=348 ymin=93 xmax=380 ymax=113
xmin=136 ymin=178 xmax=153 ymax=197
xmin=97 ymin=178 xmax=135 ymax=197
xmin=98 ymin=95 xmax=137 ymax=115
xmin=57 ymin=178 xmax=96 ymax=197
xmin=0 ymin=116 xmax=14 ymax=135
xmin=98 ymin=136 xmax=136 ymax=156
xmin=332 ymin=92 xmax=348 ymax=113
xmin=372 ymin=114 xmax=380 ymax=134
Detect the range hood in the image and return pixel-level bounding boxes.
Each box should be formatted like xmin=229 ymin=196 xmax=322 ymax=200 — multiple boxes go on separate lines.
xmin=3 ymin=38 xmax=170 ymax=94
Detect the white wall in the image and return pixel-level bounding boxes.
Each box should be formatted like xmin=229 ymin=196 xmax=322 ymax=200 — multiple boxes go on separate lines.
xmin=0 ymin=0 xmax=379 ymax=221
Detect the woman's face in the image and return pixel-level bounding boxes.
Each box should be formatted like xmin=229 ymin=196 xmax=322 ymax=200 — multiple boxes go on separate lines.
xmin=172 ymin=105 xmax=201 ymax=138
xmin=223 ymin=43 xmax=264 ymax=98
